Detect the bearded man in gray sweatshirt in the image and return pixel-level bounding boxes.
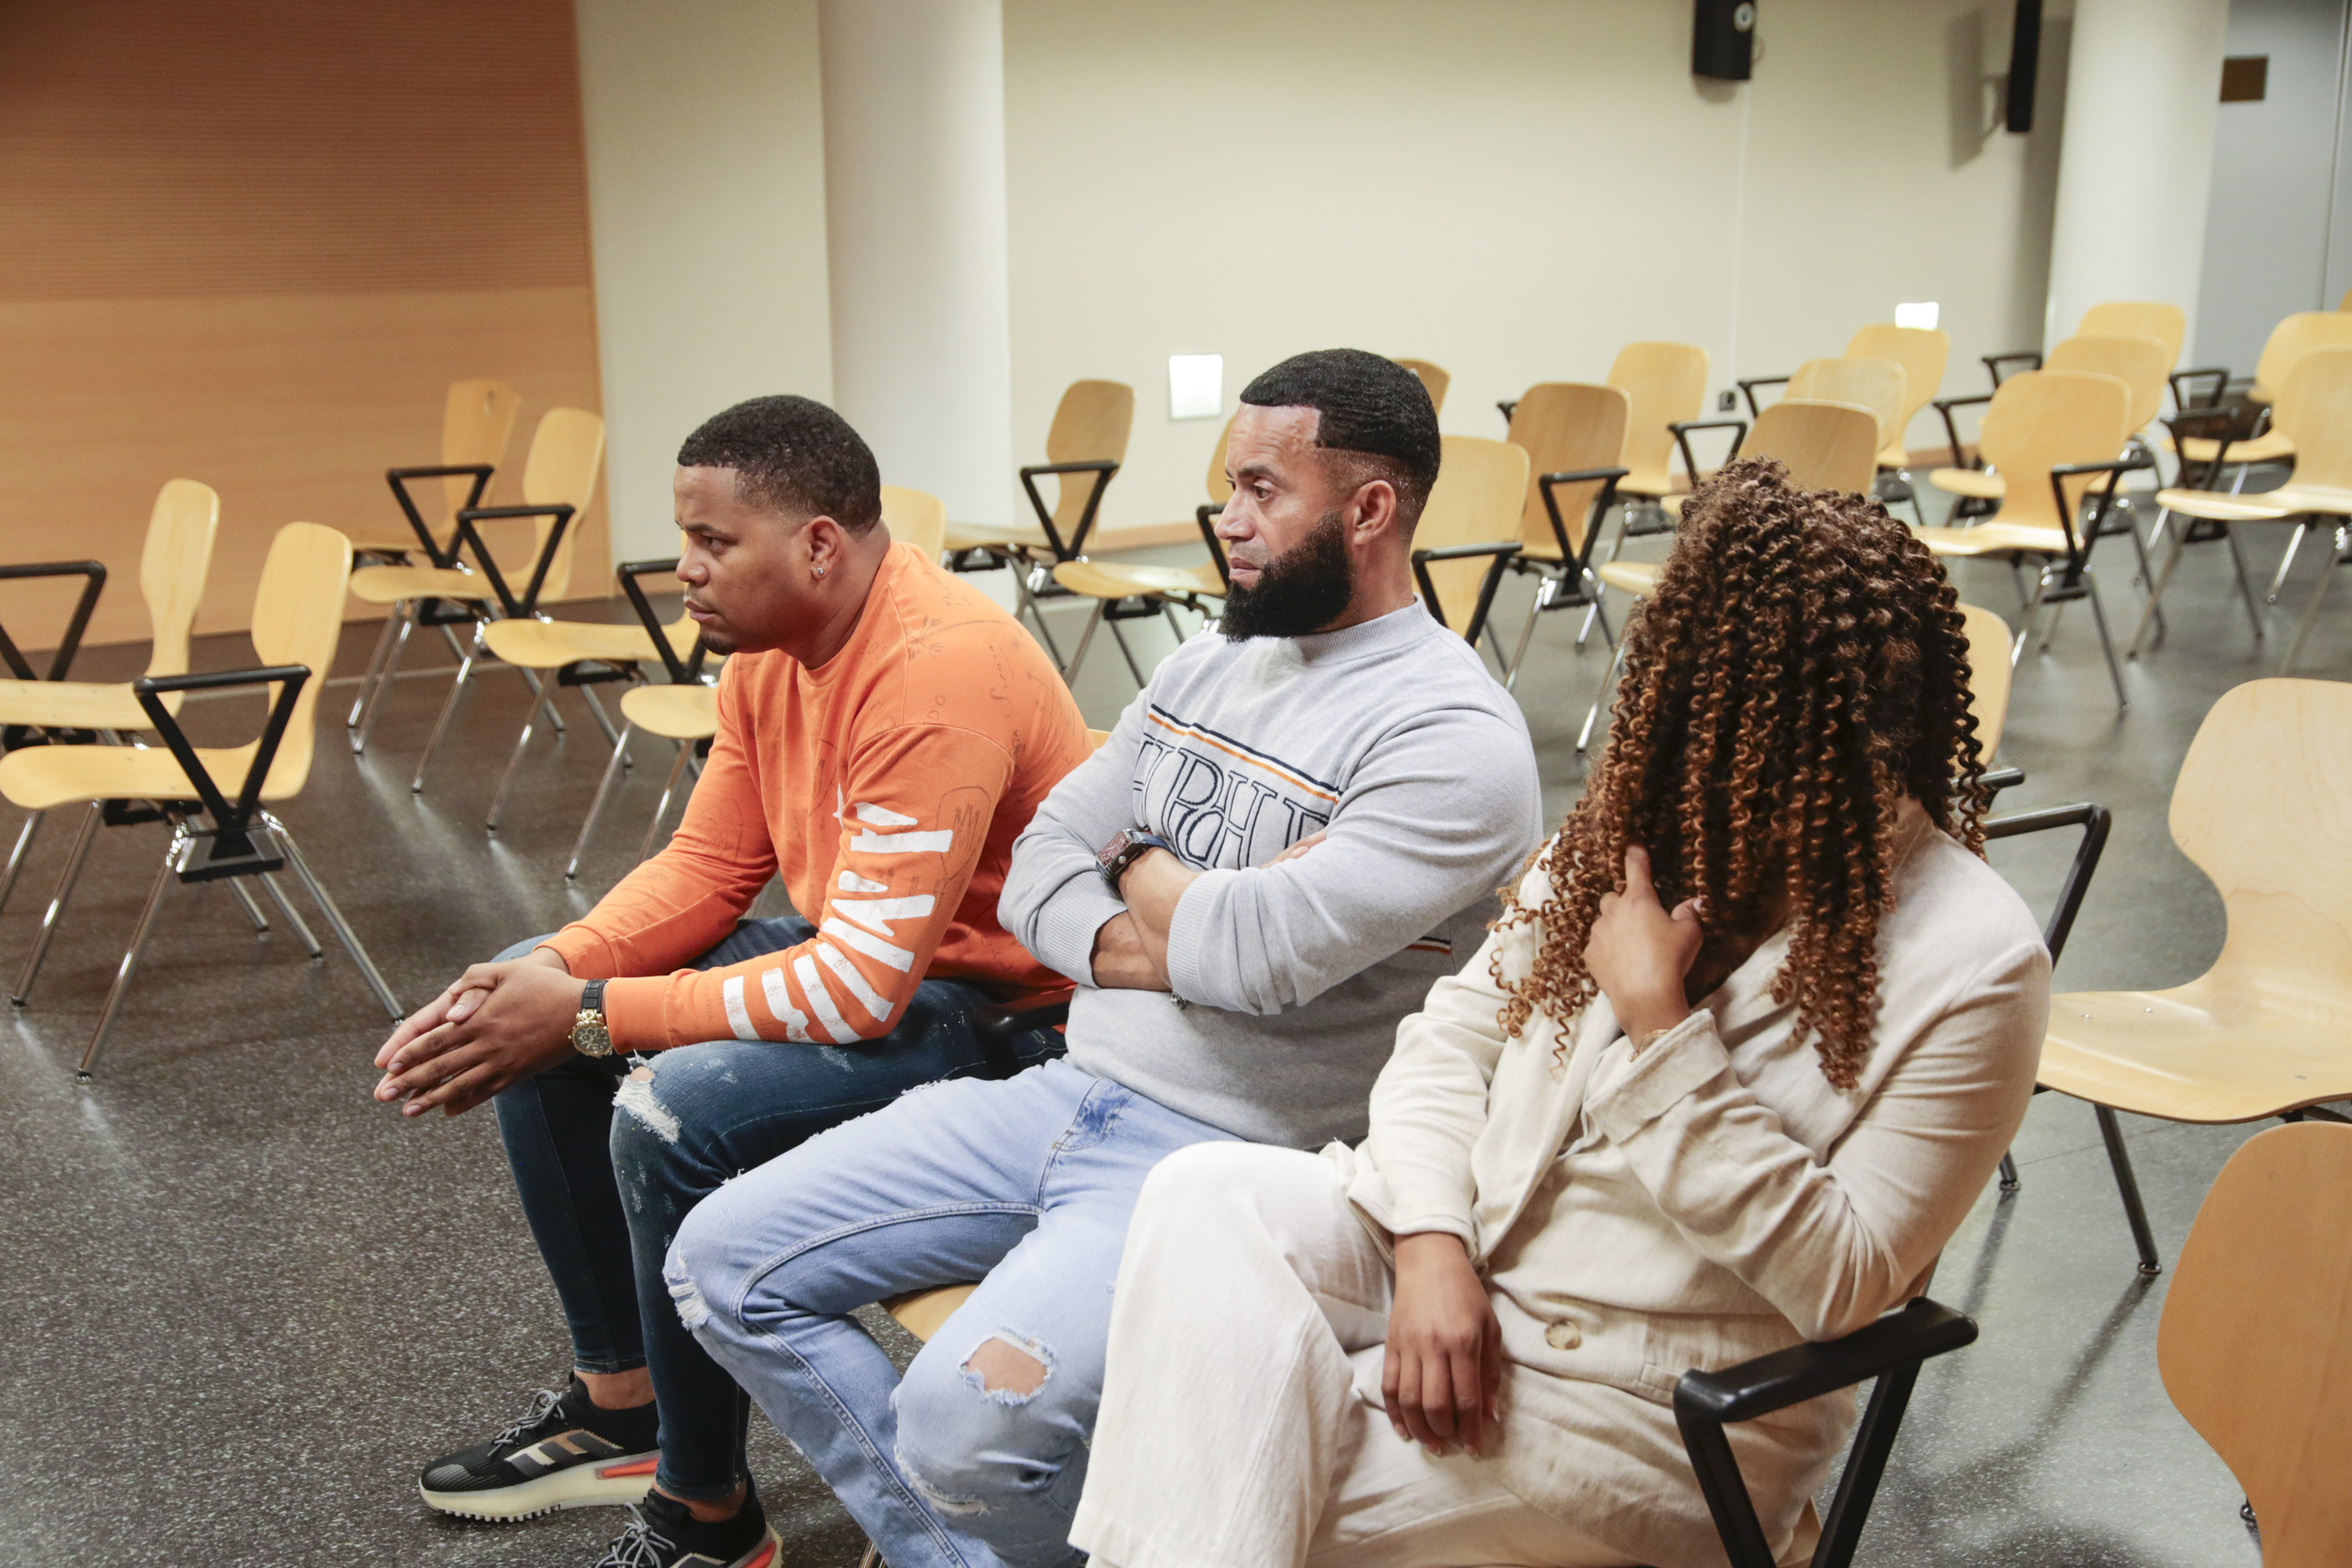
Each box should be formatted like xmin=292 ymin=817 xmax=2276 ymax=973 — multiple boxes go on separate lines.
xmin=669 ymin=349 xmax=1542 ymax=1568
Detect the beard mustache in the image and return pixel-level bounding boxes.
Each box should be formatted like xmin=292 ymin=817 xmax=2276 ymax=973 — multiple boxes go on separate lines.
xmin=1218 ymin=510 xmax=1353 ymax=640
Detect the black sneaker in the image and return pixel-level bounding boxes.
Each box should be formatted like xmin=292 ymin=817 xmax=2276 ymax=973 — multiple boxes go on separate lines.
xmin=591 ymin=1480 xmax=780 ymax=1568
xmin=418 ymin=1376 xmax=660 ymax=1521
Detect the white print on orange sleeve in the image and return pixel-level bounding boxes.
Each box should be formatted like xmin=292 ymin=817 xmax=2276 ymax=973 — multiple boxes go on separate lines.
xmin=847 ymin=801 xmax=953 ymax=853
xmin=792 ymin=953 xmax=858 ymax=1043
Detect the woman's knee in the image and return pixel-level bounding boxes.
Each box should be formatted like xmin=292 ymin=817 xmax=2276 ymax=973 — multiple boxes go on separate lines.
xmin=1133 ymin=1141 xmax=1336 ymax=1246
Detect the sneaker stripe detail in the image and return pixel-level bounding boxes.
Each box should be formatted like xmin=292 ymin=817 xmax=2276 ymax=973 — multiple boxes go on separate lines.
xmin=742 ymin=1542 xmax=777 ymax=1568
xmin=598 ymin=1458 xmax=660 ymax=1479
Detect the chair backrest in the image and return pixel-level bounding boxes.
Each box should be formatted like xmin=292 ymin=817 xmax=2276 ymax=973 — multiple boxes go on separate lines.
xmin=1394 ymin=358 xmax=1451 ymax=415
xmin=2078 ymin=302 xmax=2185 ymax=371
xmin=437 ymin=378 xmax=521 ymax=538
xmin=488 ymin=406 xmax=605 ymax=606
xmin=2044 ymin=333 xmax=2170 ymax=434
xmin=881 ymin=485 xmax=946 ymax=559
xmin=1606 ymin=341 xmax=1709 ymax=486
xmin=2253 ymin=311 xmax=2352 ymax=402
xmin=1976 ymin=370 xmax=2132 ymax=532
xmin=1504 ymin=382 xmax=1629 ymax=558
xmin=138 ymin=479 xmax=221 ymax=683
xmin=1203 ymin=415 xmax=1236 ymax=506
xmin=2165 ymin=677 xmax=2352 ymax=993
xmin=2270 ymin=345 xmax=2352 ymax=495
xmin=1416 ymin=435 xmax=1529 ymax=635
xmin=1742 ymin=399 xmax=1881 ymax=496
xmin=2158 ymin=1120 xmax=2352 ymax=1568
xmin=1845 ymin=324 xmax=1949 ymax=464
xmin=1958 ymin=603 xmax=2012 ymax=757
xmin=1044 ymin=379 xmax=1135 ymax=538
xmin=1787 ymin=357 xmax=1907 ymax=456
xmin=252 ymin=522 xmax=354 ymax=799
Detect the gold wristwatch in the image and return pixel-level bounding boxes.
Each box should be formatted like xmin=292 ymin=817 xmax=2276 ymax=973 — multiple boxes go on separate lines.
xmin=570 ymin=978 xmax=613 ymax=1057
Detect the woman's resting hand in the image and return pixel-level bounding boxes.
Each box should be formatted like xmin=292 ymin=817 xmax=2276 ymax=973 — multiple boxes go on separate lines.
xmin=1383 ymin=1230 xmax=1502 ymax=1457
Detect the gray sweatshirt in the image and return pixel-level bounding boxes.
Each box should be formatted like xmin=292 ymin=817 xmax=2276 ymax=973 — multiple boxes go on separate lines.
xmin=999 ymin=599 xmax=1544 ymax=1147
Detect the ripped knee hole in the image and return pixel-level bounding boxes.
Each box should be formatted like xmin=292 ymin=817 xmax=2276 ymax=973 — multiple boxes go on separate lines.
xmin=961 ymin=1334 xmax=1051 ymax=1401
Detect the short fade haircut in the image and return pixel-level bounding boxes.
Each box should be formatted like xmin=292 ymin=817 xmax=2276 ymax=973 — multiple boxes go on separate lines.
xmin=676 ymin=395 xmax=883 ymax=533
xmin=1239 ymin=350 xmax=1442 ymax=526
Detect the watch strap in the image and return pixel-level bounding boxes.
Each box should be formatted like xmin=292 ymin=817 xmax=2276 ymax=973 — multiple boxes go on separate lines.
xmin=580 ymin=977 xmax=608 ymax=1017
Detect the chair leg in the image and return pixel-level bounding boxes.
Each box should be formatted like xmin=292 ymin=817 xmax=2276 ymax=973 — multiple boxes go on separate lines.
xmin=640 ymin=743 xmax=696 ymax=863
xmin=2126 ymin=515 xmax=2187 ymax=658
xmin=1013 ymin=560 xmax=1067 ymax=669
xmin=567 ymin=721 xmax=637 ymax=880
xmin=486 ymin=677 xmax=556 ymax=833
xmin=12 ymin=800 xmax=102 ymax=1006
xmin=2009 ymin=571 xmax=2052 ymax=666
xmin=2280 ymin=531 xmax=2344 ymax=674
xmin=1160 ymin=602 xmax=1187 ymax=646
xmin=2080 ymin=572 xmax=2129 ymax=711
xmin=257 ymin=871 xmax=322 ymax=958
xmin=0 ymin=810 xmax=44 ymax=921
xmin=262 ymin=813 xmax=402 ymax=1022
xmin=224 ymin=876 xmax=272 ymax=933
xmin=346 ymin=611 xmax=400 ymax=729
xmin=2221 ymin=523 xmax=2265 ymax=641
xmin=2265 ymin=518 xmax=2310 ymax=605
xmin=1060 ymin=600 xmax=1106 ymax=683
xmin=409 ymin=653 xmax=477 ymax=795
xmin=1998 ymin=1150 xmax=2021 ymax=1193
xmin=2120 ymin=508 xmax=2163 ymax=640
xmin=350 ymin=603 xmax=417 ymax=752
xmin=1108 ymin=618 xmax=1148 ymax=687
xmin=1504 ymin=588 xmax=1546 ymax=691
xmin=2094 ymin=1104 xmax=2162 ymax=1275
xmin=580 ymin=685 xmax=624 ymax=750
xmin=76 ymin=827 xmax=184 ymax=1079
xmin=1577 ymin=626 xmax=1631 ymax=752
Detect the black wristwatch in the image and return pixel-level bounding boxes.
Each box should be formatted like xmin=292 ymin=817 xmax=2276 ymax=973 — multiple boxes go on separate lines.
xmin=570 ymin=978 xmax=613 ymax=1058
xmin=1098 ymin=828 xmax=1174 ymax=889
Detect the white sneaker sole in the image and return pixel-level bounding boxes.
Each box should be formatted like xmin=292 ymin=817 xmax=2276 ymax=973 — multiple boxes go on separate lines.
xmin=420 ymin=1450 xmax=660 ymax=1521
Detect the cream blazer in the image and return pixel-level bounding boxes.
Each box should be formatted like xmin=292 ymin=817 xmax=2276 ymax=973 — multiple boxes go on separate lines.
xmin=1327 ymin=802 xmax=2049 ymax=1565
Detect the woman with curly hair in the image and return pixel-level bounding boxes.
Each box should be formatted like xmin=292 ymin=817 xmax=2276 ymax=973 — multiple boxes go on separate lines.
xmin=1067 ymin=459 xmax=2049 ymax=1568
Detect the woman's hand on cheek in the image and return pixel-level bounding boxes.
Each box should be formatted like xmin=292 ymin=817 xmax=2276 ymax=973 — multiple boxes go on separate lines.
xmin=1584 ymin=845 xmax=1704 ymax=1040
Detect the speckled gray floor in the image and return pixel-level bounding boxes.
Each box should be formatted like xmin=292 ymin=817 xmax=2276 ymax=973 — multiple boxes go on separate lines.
xmin=1 ymin=472 xmax=2341 ymax=1566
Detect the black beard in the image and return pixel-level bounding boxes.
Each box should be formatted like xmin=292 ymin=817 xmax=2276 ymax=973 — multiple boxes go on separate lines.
xmin=1219 ymin=511 xmax=1352 ymax=640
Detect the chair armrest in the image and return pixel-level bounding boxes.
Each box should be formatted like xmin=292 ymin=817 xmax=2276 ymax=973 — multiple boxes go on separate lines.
xmin=2047 ymin=451 xmax=2155 ymax=562
xmin=1409 ymin=542 xmax=1520 ymax=643
xmin=1735 ymin=376 xmax=1789 ymax=418
xmin=1669 ymin=418 xmax=1749 ymax=483
xmin=132 ymin=665 xmax=312 ymax=867
xmin=1496 ymin=398 xmax=1519 ymax=424
xmin=1676 ymin=1298 xmax=1979 ymax=1568
xmin=453 ymin=502 xmax=578 ymax=617
xmin=1538 ymin=467 xmax=1629 ymax=567
xmin=1410 ymin=540 xmax=1523 ymax=563
xmin=1982 ymin=800 xmax=2109 ymax=964
xmin=2161 ymin=406 xmax=2249 ymax=486
xmin=1979 ymin=764 xmax=2026 ymax=797
xmin=1676 ymin=1298 xmax=1979 ymax=1426
xmin=1017 ymin=460 xmax=1122 ymax=560
xmin=2170 ymin=367 xmax=2231 ymax=412
xmin=616 ymin=558 xmax=707 ymax=684
xmin=1193 ymin=504 xmax=1232 ymax=588
xmin=1933 ymin=392 xmax=1996 ymax=469
xmin=0 ymin=560 xmax=106 ymax=683
xmin=1982 ymin=351 xmax=2042 ymax=388
xmin=384 ymin=463 xmax=494 ymax=568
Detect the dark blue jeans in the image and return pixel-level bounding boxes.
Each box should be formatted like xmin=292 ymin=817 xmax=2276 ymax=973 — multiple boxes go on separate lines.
xmin=490 ymin=915 xmax=1063 ymax=1502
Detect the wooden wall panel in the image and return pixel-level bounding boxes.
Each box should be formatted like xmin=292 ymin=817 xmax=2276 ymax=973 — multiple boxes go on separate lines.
xmin=0 ymin=0 xmax=605 ymax=651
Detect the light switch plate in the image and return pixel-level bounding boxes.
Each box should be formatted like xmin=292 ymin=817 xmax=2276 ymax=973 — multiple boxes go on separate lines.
xmin=1168 ymin=354 xmax=1223 ymax=421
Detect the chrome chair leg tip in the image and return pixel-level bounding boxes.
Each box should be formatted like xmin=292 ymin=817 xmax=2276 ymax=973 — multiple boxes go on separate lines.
xmin=74 ymin=1070 xmax=92 ymax=1083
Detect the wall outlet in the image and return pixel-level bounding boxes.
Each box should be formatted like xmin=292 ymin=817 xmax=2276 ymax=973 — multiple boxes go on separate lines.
xmin=1718 ymin=389 xmax=1738 ymax=412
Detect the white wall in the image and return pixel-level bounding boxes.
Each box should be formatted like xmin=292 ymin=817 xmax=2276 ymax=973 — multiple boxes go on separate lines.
xmin=574 ymin=0 xmax=834 ymax=563
xmin=1002 ymin=0 xmax=2071 ymax=531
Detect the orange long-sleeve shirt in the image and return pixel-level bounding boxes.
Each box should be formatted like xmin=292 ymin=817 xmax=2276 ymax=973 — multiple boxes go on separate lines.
xmin=542 ymin=542 xmax=1090 ymax=1050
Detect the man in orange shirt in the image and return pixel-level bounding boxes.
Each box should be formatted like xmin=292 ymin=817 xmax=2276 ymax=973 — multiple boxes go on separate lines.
xmin=372 ymin=395 xmax=1091 ymax=1568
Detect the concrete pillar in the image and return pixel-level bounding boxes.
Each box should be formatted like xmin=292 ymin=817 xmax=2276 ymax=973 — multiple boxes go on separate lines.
xmin=2043 ymin=0 xmax=2231 ymax=357
xmin=818 ymin=0 xmax=1015 ymax=529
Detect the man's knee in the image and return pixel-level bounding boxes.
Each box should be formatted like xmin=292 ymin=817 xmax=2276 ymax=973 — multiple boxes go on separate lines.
xmin=893 ymin=1330 xmax=1075 ymax=1514
xmin=608 ymin=1051 xmax=729 ymax=1189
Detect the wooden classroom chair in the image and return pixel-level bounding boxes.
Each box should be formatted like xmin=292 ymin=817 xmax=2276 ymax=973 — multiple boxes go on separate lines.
xmin=2036 ymin=677 xmax=2352 ymax=1273
xmin=1050 ymin=421 xmax=1232 ymax=688
xmin=0 ymin=523 xmax=401 ymax=1076
xmin=2159 ymin=1120 xmax=2352 ymax=1566
xmin=344 ymin=407 xmax=608 ymax=792
xmin=0 ymin=480 xmax=220 ymax=920
xmin=340 ymin=378 xmax=522 ymax=565
xmin=942 ymin=380 xmax=1134 ymax=667
xmin=1409 ymin=435 xmax=1531 ymax=664
xmin=1491 ymin=382 xmax=1630 ymax=689
xmin=1608 ymin=341 xmax=1714 ymax=506
xmin=1392 ymin=357 xmax=1451 ymax=415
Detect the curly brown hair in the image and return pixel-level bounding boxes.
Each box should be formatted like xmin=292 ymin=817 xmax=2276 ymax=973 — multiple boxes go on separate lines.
xmin=1496 ymin=458 xmax=1990 ymax=1087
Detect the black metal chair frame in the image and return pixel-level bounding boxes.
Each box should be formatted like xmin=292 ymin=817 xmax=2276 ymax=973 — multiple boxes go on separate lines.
xmin=946 ymin=458 xmax=1122 ymax=669
xmin=9 ymin=663 xmax=400 ymax=1079
xmin=1497 ymin=467 xmax=1629 ymax=690
xmin=1409 ymin=541 xmax=1520 ymax=660
xmin=345 ymin=464 xmax=501 ymax=723
xmin=566 ymin=561 xmax=717 ymax=880
xmin=0 ymin=559 xmax=109 ymax=754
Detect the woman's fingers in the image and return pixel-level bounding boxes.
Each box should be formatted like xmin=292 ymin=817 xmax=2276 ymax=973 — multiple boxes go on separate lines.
xmin=1449 ymin=1337 xmax=1485 ymax=1453
xmin=1622 ymin=843 xmax=1654 ymax=898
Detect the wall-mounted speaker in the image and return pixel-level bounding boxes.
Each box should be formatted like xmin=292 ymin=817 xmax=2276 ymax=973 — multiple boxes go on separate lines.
xmin=1693 ymin=0 xmax=1756 ymax=83
xmin=2005 ymin=0 xmax=2042 ymax=133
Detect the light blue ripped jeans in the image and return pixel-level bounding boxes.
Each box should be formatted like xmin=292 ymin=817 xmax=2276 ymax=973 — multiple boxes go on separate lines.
xmin=667 ymin=1058 xmax=1238 ymax=1568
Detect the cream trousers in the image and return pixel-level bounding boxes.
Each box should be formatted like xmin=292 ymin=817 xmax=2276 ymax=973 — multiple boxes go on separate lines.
xmin=1069 ymin=1143 xmax=1630 ymax=1568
